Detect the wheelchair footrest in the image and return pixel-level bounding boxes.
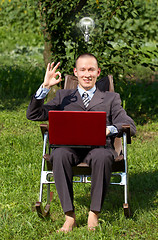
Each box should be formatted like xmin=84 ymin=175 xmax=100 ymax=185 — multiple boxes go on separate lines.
xmin=35 ymin=202 xmax=51 ymax=218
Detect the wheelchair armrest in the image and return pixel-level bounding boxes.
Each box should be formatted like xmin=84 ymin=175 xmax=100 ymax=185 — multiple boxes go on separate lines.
xmin=40 ymin=124 xmax=49 ymax=139
xmin=122 ymin=125 xmax=131 ymax=144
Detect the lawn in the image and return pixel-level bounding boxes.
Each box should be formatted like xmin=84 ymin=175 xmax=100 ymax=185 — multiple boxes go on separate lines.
xmin=0 ymin=98 xmax=158 ymax=239
xmin=0 ymin=38 xmax=158 ymax=239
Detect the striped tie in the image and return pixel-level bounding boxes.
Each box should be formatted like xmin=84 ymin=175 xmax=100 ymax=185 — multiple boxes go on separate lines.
xmin=82 ymin=92 xmax=90 ymax=108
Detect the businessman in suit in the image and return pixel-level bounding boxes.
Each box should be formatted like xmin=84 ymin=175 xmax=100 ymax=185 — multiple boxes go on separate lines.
xmin=27 ymin=53 xmax=136 ymax=232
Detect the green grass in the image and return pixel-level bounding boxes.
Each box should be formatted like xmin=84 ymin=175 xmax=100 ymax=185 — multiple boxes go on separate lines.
xmin=0 ymin=102 xmax=158 ymax=239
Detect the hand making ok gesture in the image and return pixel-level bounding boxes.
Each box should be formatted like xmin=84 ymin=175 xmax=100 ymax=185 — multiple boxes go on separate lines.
xmin=43 ymin=62 xmax=62 ymax=89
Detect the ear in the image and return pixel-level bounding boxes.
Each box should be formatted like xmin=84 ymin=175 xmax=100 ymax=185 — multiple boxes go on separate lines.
xmin=97 ymin=68 xmax=101 ymax=77
xmin=73 ymin=68 xmax=77 ymax=77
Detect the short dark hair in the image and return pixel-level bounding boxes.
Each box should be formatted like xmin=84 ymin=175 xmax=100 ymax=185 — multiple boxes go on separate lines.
xmin=75 ymin=53 xmax=98 ymax=68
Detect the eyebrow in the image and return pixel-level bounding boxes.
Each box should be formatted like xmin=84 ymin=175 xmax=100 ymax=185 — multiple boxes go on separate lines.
xmin=79 ymin=67 xmax=96 ymax=70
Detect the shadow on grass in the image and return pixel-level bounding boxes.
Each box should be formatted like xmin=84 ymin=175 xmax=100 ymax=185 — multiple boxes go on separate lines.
xmin=129 ymin=170 xmax=158 ymax=212
xmin=74 ymin=170 xmax=158 ymax=219
xmin=0 ymin=64 xmax=45 ymax=110
xmin=115 ymin=80 xmax=158 ymax=125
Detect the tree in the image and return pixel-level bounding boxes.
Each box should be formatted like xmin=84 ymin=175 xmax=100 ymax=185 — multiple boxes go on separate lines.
xmin=0 ymin=0 xmax=157 ymax=77
xmin=38 ymin=0 xmax=158 ymax=77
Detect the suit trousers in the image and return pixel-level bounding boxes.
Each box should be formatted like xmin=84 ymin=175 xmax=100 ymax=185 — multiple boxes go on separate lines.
xmin=50 ymin=147 xmax=115 ymax=213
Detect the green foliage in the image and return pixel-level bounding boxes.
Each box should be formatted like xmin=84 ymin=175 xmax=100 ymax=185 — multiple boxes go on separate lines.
xmin=0 ymin=0 xmax=44 ymax=51
xmin=134 ymin=0 xmax=158 ymax=42
xmin=38 ymin=0 xmax=158 ymax=75
xmin=0 ymin=0 xmax=39 ymax=32
xmin=0 ymin=0 xmax=158 ymax=76
xmin=115 ymin=77 xmax=158 ymax=124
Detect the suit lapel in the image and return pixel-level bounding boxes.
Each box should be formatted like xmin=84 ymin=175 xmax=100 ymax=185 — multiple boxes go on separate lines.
xmin=87 ymin=88 xmax=105 ymax=110
xmin=67 ymin=88 xmax=105 ymax=111
xmin=69 ymin=88 xmax=85 ymax=110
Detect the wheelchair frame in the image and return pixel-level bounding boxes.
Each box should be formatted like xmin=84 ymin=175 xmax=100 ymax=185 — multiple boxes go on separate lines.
xmin=35 ymin=124 xmax=131 ymax=218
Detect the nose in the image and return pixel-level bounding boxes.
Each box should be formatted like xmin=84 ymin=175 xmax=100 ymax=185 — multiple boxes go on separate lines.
xmin=84 ymin=70 xmax=91 ymax=77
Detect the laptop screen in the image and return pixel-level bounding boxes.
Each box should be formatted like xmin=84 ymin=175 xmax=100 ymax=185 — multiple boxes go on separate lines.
xmin=48 ymin=111 xmax=106 ymax=147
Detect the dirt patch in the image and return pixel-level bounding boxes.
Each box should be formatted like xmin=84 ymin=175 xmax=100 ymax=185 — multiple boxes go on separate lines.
xmin=136 ymin=131 xmax=158 ymax=142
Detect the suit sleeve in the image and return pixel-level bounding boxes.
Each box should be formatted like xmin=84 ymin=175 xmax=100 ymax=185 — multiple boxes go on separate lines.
xmin=26 ymin=90 xmax=61 ymax=121
xmin=110 ymin=93 xmax=136 ymax=137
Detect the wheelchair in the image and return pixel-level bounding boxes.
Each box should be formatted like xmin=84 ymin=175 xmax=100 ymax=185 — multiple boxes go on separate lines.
xmin=35 ymin=75 xmax=132 ymax=218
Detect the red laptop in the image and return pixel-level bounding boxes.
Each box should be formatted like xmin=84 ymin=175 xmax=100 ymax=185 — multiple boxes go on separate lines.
xmin=48 ymin=111 xmax=106 ymax=147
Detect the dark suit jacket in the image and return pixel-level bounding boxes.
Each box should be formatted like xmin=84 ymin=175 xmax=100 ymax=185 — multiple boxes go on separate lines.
xmin=27 ymin=87 xmax=136 ymax=150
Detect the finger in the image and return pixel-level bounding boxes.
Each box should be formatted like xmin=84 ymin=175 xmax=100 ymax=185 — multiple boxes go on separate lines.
xmin=106 ymin=128 xmax=110 ymax=136
xmin=56 ymin=76 xmax=62 ymax=84
xmin=50 ymin=62 xmax=55 ymax=70
xmin=46 ymin=63 xmax=50 ymax=71
xmin=53 ymin=62 xmax=60 ymax=71
xmin=54 ymin=71 xmax=62 ymax=79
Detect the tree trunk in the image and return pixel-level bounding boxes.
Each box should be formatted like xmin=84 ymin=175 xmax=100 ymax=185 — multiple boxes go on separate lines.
xmin=43 ymin=38 xmax=52 ymax=67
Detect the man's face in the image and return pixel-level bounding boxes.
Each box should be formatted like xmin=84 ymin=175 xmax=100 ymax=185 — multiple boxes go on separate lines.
xmin=73 ymin=56 xmax=101 ymax=91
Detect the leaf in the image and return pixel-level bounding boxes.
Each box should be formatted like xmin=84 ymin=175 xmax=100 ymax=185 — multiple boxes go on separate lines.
xmin=52 ymin=17 xmax=62 ymax=25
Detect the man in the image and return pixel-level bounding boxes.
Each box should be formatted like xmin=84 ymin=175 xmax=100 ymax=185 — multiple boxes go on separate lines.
xmin=27 ymin=53 xmax=136 ymax=232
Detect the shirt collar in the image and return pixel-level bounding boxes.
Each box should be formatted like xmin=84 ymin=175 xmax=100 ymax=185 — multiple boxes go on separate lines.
xmin=77 ymin=85 xmax=96 ymax=99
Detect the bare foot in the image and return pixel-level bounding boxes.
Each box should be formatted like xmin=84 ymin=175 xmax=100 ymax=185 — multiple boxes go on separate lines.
xmin=88 ymin=210 xmax=99 ymax=231
xmin=57 ymin=211 xmax=77 ymax=233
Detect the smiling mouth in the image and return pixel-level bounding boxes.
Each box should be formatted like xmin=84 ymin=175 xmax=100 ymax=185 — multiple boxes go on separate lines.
xmin=84 ymin=78 xmax=92 ymax=82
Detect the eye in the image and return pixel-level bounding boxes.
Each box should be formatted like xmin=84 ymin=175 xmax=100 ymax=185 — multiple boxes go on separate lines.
xmin=89 ymin=68 xmax=95 ymax=71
